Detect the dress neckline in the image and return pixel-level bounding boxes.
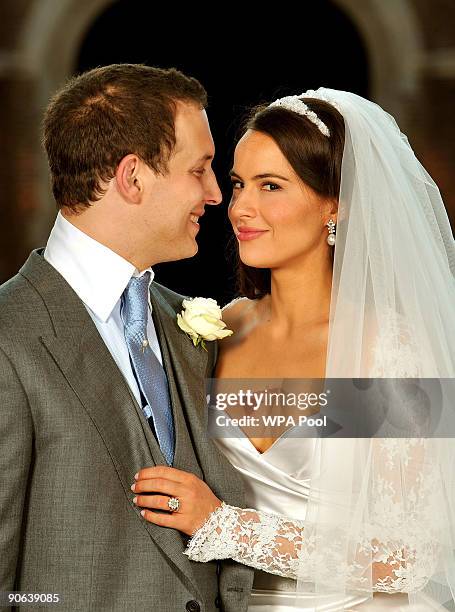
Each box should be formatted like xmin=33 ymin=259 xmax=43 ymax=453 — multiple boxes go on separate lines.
xmin=237 ymin=423 xmax=296 ymax=457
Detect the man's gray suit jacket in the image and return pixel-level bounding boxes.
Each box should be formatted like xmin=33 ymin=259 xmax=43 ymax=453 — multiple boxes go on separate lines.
xmin=0 ymin=250 xmax=253 ymax=611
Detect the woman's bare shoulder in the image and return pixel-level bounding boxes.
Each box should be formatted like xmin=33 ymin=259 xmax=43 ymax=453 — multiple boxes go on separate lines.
xmin=222 ymin=296 xmax=257 ymax=333
xmin=217 ymin=298 xmax=259 ymax=375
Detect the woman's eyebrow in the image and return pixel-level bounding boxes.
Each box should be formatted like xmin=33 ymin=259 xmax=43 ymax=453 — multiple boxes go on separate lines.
xmin=229 ymin=170 xmax=290 ymax=181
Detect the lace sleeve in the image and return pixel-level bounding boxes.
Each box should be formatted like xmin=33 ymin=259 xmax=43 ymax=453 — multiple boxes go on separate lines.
xmin=184 ymin=502 xmax=304 ymax=579
xmin=184 ymin=492 xmax=441 ymax=592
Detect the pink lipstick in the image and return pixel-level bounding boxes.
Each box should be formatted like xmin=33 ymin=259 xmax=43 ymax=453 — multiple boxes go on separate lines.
xmin=236 ymin=227 xmax=269 ymax=241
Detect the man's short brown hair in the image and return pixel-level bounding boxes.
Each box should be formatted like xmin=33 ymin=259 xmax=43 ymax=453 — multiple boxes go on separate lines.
xmin=42 ymin=64 xmax=207 ymax=211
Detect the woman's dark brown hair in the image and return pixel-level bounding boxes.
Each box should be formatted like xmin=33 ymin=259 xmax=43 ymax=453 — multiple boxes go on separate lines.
xmin=235 ymin=98 xmax=345 ymax=299
xmin=43 ymin=64 xmax=207 ymax=212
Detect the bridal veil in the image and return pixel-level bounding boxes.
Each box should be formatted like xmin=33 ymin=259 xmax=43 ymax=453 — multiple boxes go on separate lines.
xmin=294 ymin=88 xmax=455 ymax=610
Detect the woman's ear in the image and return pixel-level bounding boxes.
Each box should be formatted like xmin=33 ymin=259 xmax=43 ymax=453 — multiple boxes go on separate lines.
xmin=115 ymin=154 xmax=143 ymax=204
xmin=323 ymin=197 xmax=339 ymax=225
xmin=329 ymin=197 xmax=338 ymax=218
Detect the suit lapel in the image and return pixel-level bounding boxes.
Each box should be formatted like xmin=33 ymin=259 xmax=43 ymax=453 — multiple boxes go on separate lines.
xmin=150 ymin=286 xmax=209 ymax=469
xmin=150 ymin=285 xmax=208 ymax=391
xmin=21 ymin=251 xmax=202 ymax=597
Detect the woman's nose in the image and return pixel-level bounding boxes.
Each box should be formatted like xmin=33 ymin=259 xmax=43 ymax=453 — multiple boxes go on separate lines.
xmin=229 ymin=190 xmax=257 ymax=220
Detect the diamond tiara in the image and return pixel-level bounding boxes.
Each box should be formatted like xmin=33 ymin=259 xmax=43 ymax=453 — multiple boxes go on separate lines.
xmin=267 ymin=94 xmax=332 ymax=137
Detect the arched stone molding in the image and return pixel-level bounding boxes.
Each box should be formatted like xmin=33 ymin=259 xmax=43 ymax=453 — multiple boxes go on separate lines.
xmin=13 ymin=0 xmax=425 ymax=246
xmin=333 ymin=0 xmax=423 ymax=119
xmin=15 ymin=0 xmax=115 ymax=246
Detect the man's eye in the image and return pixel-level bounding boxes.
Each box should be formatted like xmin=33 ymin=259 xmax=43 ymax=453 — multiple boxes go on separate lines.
xmin=262 ymin=182 xmax=280 ymax=191
xmin=193 ymin=168 xmax=206 ymax=176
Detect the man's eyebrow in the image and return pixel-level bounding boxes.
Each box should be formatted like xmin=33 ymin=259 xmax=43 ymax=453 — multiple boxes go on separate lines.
xmin=229 ymin=170 xmax=290 ymax=182
xmin=194 ymin=154 xmax=214 ymax=164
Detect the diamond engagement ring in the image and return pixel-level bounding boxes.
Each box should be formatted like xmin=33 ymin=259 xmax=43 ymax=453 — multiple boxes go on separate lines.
xmin=167 ymin=497 xmax=180 ymax=512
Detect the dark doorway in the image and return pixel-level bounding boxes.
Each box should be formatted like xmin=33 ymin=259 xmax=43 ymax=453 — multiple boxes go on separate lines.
xmin=76 ymin=0 xmax=369 ymax=304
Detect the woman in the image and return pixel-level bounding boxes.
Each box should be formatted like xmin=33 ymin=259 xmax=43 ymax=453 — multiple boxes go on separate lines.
xmin=132 ymin=89 xmax=455 ymax=610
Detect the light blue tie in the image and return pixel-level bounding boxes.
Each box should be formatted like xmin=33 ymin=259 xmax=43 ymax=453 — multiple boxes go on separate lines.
xmin=121 ymin=272 xmax=175 ymax=465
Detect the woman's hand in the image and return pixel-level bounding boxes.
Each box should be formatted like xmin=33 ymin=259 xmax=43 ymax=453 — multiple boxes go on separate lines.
xmin=131 ymin=466 xmax=222 ymax=536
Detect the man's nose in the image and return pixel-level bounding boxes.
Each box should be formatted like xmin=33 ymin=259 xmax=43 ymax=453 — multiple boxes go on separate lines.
xmin=204 ymin=171 xmax=222 ymax=206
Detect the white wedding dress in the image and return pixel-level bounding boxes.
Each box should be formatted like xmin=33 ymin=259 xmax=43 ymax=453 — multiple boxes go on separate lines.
xmin=186 ymin=431 xmax=440 ymax=610
xmin=185 ymin=307 xmax=447 ymax=611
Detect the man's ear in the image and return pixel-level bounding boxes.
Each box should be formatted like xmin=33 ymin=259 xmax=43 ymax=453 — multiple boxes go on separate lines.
xmin=115 ymin=154 xmax=146 ymax=204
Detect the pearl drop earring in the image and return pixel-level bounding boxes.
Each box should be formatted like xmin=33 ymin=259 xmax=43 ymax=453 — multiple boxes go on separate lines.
xmin=327 ymin=219 xmax=336 ymax=246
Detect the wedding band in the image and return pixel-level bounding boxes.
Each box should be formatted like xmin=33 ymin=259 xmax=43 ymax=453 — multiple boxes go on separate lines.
xmin=167 ymin=497 xmax=180 ymax=512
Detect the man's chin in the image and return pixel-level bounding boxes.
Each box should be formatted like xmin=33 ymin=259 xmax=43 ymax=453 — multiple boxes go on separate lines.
xmin=161 ymin=241 xmax=199 ymax=264
xmin=181 ymin=238 xmax=199 ymax=259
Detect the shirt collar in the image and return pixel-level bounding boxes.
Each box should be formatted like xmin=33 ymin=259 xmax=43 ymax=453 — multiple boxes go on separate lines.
xmin=44 ymin=211 xmax=155 ymax=322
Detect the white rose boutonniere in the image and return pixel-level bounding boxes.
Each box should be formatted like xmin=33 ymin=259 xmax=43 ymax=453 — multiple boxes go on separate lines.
xmin=177 ymin=297 xmax=233 ymax=350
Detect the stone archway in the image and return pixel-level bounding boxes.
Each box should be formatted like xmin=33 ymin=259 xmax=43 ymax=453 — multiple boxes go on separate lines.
xmin=18 ymin=0 xmax=114 ymax=85
xmin=13 ymin=0 xmax=424 ymax=248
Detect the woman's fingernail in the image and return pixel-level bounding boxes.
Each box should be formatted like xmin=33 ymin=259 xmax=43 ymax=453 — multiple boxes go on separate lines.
xmin=134 ymin=472 xmax=139 ymax=480
xmin=133 ymin=496 xmax=137 ymax=504
xmin=140 ymin=510 xmax=146 ymax=517
xmin=131 ymin=484 xmax=136 ymax=492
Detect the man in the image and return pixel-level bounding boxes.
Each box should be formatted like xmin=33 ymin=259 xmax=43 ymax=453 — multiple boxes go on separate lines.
xmin=0 ymin=64 xmax=253 ymax=611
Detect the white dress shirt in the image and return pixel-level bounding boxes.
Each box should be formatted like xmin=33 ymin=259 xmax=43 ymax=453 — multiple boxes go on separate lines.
xmin=44 ymin=211 xmax=163 ymax=410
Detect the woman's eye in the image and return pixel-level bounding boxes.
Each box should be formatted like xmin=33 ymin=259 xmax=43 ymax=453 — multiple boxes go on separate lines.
xmin=193 ymin=168 xmax=206 ymax=176
xmin=262 ymin=182 xmax=280 ymax=191
xmin=231 ymin=180 xmax=243 ymax=189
